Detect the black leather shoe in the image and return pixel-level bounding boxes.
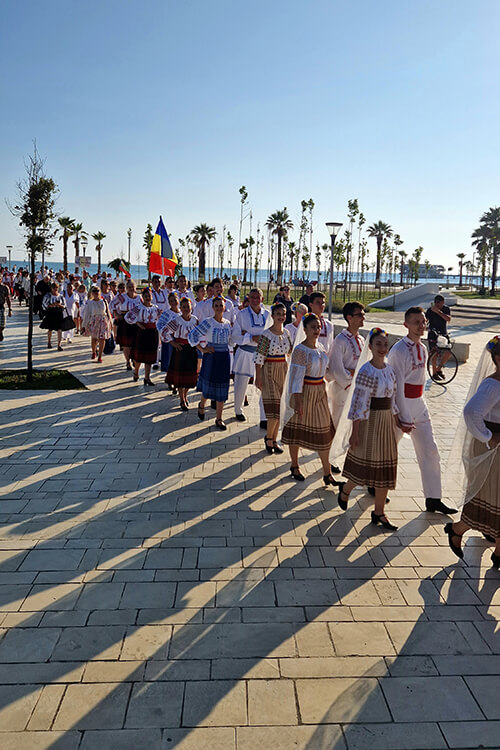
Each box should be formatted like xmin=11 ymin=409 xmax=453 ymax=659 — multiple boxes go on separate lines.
xmin=210 ymin=400 xmax=216 ymax=409
xmin=260 ymin=420 xmax=267 ymax=429
xmin=152 ymin=364 xmax=159 ymax=370
xmin=491 ymin=552 xmax=500 ymax=570
xmin=290 ymin=465 xmax=305 ymax=481
xmin=331 ymin=464 xmax=341 ymax=474
xmin=371 ymin=511 xmax=398 ymax=531
xmin=337 ymin=482 xmax=348 ymax=511
xmin=235 ymin=413 xmax=246 ymax=422
xmin=426 ymin=498 xmax=458 ymax=515
xmin=444 ymin=522 xmax=463 ymax=559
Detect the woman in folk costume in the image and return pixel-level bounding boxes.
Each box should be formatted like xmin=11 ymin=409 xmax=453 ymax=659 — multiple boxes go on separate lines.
xmin=160 ymin=296 xmax=199 ymax=411
xmin=334 ymin=328 xmax=408 ymax=532
xmin=75 ymin=284 xmax=88 ymax=334
xmin=110 ymin=279 xmax=139 ymax=370
xmin=61 ymin=282 xmax=78 ymax=343
xmin=39 ymin=282 xmax=70 ymax=351
xmin=445 ymin=336 xmax=500 ymax=568
xmin=284 ymin=302 xmax=308 ymax=346
xmin=255 ymin=302 xmax=293 ymax=454
xmin=188 ymin=297 xmax=232 ymax=431
xmin=82 ymin=286 xmax=113 ymax=362
xmin=281 ymin=312 xmax=336 ymax=484
xmin=125 ymin=287 xmax=160 ymax=386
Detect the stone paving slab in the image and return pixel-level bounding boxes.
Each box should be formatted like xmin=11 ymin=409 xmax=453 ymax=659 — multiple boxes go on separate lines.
xmin=0 ymin=306 xmax=498 ymax=746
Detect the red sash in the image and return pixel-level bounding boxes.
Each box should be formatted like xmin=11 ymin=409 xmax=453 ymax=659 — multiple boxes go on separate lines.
xmin=404 ymin=383 xmax=423 ymax=398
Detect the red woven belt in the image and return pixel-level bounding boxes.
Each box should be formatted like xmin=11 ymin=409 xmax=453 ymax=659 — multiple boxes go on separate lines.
xmin=304 ymin=376 xmax=324 ymax=385
xmin=265 ymin=355 xmax=286 ymax=362
xmin=404 ymin=383 xmax=423 ymax=398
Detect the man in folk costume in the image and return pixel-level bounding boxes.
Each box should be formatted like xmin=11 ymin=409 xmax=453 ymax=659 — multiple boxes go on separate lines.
xmin=327 ymin=301 xmax=366 ymax=472
xmin=151 ymin=275 xmax=169 ymax=371
xmin=232 ymin=287 xmax=271 ymax=424
xmin=309 ymin=292 xmax=335 ymax=356
xmin=387 ymin=306 xmax=456 ymax=515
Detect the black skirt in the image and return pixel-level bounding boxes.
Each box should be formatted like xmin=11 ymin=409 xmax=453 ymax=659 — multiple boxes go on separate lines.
xmin=132 ymin=327 xmax=159 ymax=364
xmin=116 ymin=319 xmax=136 ymax=348
xmin=166 ymin=341 xmax=198 ymax=387
xmin=40 ymin=308 xmax=64 ymax=331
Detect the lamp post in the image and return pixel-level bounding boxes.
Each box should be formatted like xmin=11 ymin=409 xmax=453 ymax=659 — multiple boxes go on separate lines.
xmin=6 ymin=246 xmax=12 ymax=270
xmin=81 ymin=238 xmax=88 ymax=276
xmin=325 ymin=222 xmax=343 ymax=320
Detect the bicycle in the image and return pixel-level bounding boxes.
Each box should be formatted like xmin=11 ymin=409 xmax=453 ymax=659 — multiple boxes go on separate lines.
xmin=426 ymin=330 xmax=459 ymax=385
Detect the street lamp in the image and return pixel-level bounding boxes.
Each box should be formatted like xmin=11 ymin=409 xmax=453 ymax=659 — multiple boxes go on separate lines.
xmin=79 ymin=238 xmax=88 ymax=275
xmin=6 ymin=246 xmax=12 ymax=270
xmin=325 ymin=222 xmax=343 ymax=320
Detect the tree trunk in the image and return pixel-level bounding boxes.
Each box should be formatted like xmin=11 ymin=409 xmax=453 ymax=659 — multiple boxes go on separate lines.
xmin=375 ymin=238 xmax=382 ymax=288
xmin=97 ymin=246 xmax=101 ymax=274
xmin=27 ymin=249 xmax=35 ymax=382
xmin=459 ymin=263 xmax=463 ymax=287
xmin=277 ymin=233 xmax=283 ymax=285
xmin=490 ymin=248 xmax=498 ymax=296
xmin=63 ymin=236 xmax=68 ymax=274
xmin=199 ymin=244 xmax=206 ymax=280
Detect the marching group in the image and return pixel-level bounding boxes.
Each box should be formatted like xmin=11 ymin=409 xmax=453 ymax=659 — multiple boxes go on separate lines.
xmin=1 ymin=265 xmax=499 ymax=566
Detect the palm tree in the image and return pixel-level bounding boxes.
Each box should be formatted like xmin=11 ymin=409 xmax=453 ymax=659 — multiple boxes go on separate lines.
xmin=265 ymin=208 xmax=294 ymax=285
xmin=456 ymin=252 xmax=466 ymax=287
xmin=143 ymin=224 xmax=154 ymax=281
xmin=479 ymin=207 xmax=500 ymax=295
xmin=72 ymin=223 xmax=87 ymax=270
xmin=92 ymin=231 xmax=106 ymax=274
xmin=398 ymin=250 xmax=407 ymax=286
xmin=58 ymin=217 xmax=74 ymax=274
xmin=471 ymin=227 xmax=490 ymax=294
xmin=190 ymin=223 xmax=216 ymax=280
xmin=108 ymin=257 xmax=129 ymax=276
xmin=367 ymin=221 xmax=393 ymax=288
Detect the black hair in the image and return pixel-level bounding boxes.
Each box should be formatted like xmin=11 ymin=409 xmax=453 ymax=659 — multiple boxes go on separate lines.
xmin=342 ymin=301 xmax=364 ymax=322
xmin=302 ymin=312 xmax=319 ymax=328
xmin=434 ymin=294 xmax=445 ymax=303
xmin=271 ymin=302 xmax=286 ymax=315
xmin=211 ymin=277 xmax=222 ymax=286
xmin=309 ymin=291 xmax=325 ymax=304
xmin=152 ymin=275 xmax=161 ymax=283
xmin=404 ymin=306 xmax=424 ymax=321
xmin=229 ymin=284 xmax=238 ymax=293
xmin=369 ymin=328 xmax=387 ymax=344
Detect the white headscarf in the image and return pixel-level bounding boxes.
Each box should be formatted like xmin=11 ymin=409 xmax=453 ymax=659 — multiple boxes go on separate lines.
xmin=279 ymin=314 xmax=307 ymax=431
xmin=445 ymin=336 xmax=499 ymax=508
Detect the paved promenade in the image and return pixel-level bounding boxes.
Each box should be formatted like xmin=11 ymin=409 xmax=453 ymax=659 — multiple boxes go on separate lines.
xmin=0 ymin=306 xmax=499 ymax=749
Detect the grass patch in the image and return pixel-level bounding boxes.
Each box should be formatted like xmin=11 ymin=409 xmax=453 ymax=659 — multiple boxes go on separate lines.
xmin=0 ymin=369 xmax=86 ymax=390
xmin=455 ymin=291 xmax=498 ymax=300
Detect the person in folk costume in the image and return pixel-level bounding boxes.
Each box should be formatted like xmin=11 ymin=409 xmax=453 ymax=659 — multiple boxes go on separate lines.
xmin=61 ymin=282 xmax=78 ymax=343
xmin=334 ymin=328 xmax=409 ymax=532
xmin=444 ymin=335 xmax=500 ymax=568
xmin=75 ymin=284 xmax=88 ymax=334
xmin=327 ymin=301 xmax=366 ymax=473
xmin=100 ymin=278 xmax=114 ymax=306
xmin=188 ymin=296 xmax=232 ymax=431
xmin=193 ymin=281 xmax=215 ymax=322
xmin=309 ymin=292 xmax=335 ymax=356
xmin=254 ymin=302 xmax=293 ymax=454
xmin=284 ymin=302 xmax=308 ymax=346
xmin=0 ymin=278 xmax=12 ymax=342
xmin=281 ymin=312 xmax=337 ymax=484
xmin=160 ymin=296 xmax=199 ymax=411
xmin=110 ymin=279 xmax=139 ymax=370
xmin=387 ymin=306 xmax=456 ymax=515
xmin=82 ymin=286 xmax=113 ymax=362
xmin=109 ymin=281 xmax=125 ymax=340
xmin=34 ymin=274 xmax=51 ymax=318
xmin=150 ymin=275 xmax=169 ymax=371
xmin=125 ymin=287 xmax=160 ymax=386
xmin=175 ymin=274 xmax=196 ymax=306
xmin=40 ymin=282 xmax=71 ymax=350
xmin=232 ymin=287 xmax=271 ymax=424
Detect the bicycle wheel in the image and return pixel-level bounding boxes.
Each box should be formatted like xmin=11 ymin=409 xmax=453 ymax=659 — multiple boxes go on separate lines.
xmin=428 ymin=350 xmax=458 ymax=385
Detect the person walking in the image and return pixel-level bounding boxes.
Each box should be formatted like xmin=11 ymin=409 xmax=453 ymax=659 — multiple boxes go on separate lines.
xmin=281 ymin=313 xmax=336 ymax=484
xmin=309 ymin=292 xmax=335 ymax=356
xmin=188 ymin=297 xmax=232 ymax=430
xmin=161 ymin=297 xmax=199 ymax=410
xmin=125 ymin=288 xmax=160 ymax=386
xmin=39 ymin=282 xmax=66 ymax=350
xmin=285 ymin=302 xmax=307 ymax=345
xmin=0 ymin=278 xmax=12 ymax=342
xmin=445 ymin=335 xmax=500 ymax=568
xmin=110 ymin=279 xmax=139 ymax=370
xmin=82 ymin=286 xmax=113 ymax=362
xmin=336 ymin=328 xmax=405 ymax=531
xmin=273 ymin=285 xmax=295 ymax=324
xmin=255 ymin=302 xmax=293 ymax=454
xmin=387 ymin=306 xmax=456 ymax=515
xmin=425 ymin=294 xmax=452 ymax=378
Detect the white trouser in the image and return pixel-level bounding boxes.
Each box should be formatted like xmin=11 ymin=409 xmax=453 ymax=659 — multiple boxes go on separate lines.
xmin=397 ymin=396 xmax=442 ymax=499
xmin=234 ymin=374 xmax=266 ymax=419
xmin=328 ymin=381 xmax=349 ymax=429
xmin=62 ymin=330 xmax=72 ymax=341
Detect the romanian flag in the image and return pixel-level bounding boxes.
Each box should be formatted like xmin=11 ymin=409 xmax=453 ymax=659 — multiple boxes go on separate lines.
xmin=118 ymin=261 xmax=131 ymax=278
xmin=149 ymin=216 xmax=177 ymax=275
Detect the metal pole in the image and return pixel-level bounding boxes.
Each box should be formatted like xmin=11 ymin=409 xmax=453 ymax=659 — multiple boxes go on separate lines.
xmin=328 ymin=235 xmax=335 ymax=321
xmin=6 ymin=246 xmax=12 ymax=271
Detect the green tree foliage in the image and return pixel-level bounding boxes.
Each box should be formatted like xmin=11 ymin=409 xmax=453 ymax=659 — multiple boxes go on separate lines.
xmin=92 ymin=231 xmax=106 ymax=274
xmin=265 ymin=208 xmax=294 ymax=285
xmin=58 ymin=217 xmax=74 ymax=274
xmin=190 ymin=223 xmax=216 ymax=280
xmin=367 ymin=221 xmax=393 ymax=288
xmin=143 ymin=223 xmax=154 ymax=280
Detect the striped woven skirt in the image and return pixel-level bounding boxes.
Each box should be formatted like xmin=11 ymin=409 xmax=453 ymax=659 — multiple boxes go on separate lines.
xmin=165 ymin=339 xmax=198 ymax=388
xmin=131 ymin=325 xmax=158 ymax=364
xmin=197 ymin=345 xmax=230 ymax=402
xmin=261 ymin=357 xmax=287 ymax=422
xmin=461 ymin=424 xmax=500 ymax=538
xmin=282 ymin=377 xmax=334 ymax=451
xmin=342 ymin=397 xmax=398 ymax=489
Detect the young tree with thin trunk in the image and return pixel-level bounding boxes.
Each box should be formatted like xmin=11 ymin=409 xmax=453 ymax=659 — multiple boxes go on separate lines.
xmin=10 ymin=144 xmax=58 ymax=382
xmin=143 ymin=224 xmax=154 ymax=281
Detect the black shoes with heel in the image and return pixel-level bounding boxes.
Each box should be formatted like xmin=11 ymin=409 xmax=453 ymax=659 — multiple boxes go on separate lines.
xmin=371 ymin=511 xmax=398 ymax=531
xmin=337 ymin=482 xmax=348 ymax=511
xmin=290 ymin=465 xmax=305 ymax=481
xmin=444 ymin=522 xmax=463 ymax=559
xmin=264 ymin=437 xmax=274 ymax=454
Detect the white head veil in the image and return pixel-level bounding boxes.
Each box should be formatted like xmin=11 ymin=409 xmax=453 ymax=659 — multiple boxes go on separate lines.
xmin=445 ymin=337 xmax=499 ymax=508
xmin=328 ymin=332 xmax=374 ymax=466
xmin=279 ymin=315 xmax=307 ymax=431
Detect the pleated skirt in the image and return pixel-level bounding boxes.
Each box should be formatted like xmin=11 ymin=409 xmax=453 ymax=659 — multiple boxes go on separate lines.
xmin=40 ymin=308 xmax=65 ymax=331
xmin=462 ymin=439 xmax=500 ymax=538
xmin=166 ymin=341 xmax=198 ymax=388
xmin=197 ymin=349 xmax=230 ymax=402
xmin=282 ymin=382 xmax=334 ymax=451
xmin=132 ymin=327 xmax=159 ymax=364
xmin=261 ymin=360 xmax=287 ymax=421
xmin=116 ymin=319 xmax=136 ymax=348
xmin=343 ymin=406 xmax=398 ymax=489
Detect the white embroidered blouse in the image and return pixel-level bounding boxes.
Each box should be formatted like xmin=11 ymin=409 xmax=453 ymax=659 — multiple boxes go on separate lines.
xmin=254 ymin=329 xmax=293 ymax=365
xmin=187 ymin=317 xmax=232 ymax=348
xmin=348 ymin=361 xmax=399 ymax=421
xmin=124 ymin=302 xmax=160 ymax=325
xmin=159 ymin=314 xmax=199 ymax=343
xmin=287 ymin=343 xmax=329 ymax=394
xmin=463 ymin=377 xmax=500 ymax=444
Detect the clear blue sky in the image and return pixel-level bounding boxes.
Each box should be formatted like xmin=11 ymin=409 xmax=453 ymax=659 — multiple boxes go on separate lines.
xmin=1 ymin=0 xmax=498 ymax=271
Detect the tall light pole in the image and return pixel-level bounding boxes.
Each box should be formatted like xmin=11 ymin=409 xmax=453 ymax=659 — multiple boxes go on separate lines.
xmin=325 ymin=222 xmax=343 ymax=320
xmin=6 ymin=246 xmax=13 ymax=270
xmin=81 ymin=238 xmax=88 ymax=275
xmin=127 ymin=228 xmax=132 ymax=267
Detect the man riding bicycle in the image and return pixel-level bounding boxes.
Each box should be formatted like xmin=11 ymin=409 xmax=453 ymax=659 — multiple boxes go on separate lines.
xmin=425 ymin=294 xmax=452 ymax=379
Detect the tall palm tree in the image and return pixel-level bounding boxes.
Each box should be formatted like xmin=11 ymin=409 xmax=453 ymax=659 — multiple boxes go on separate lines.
xmin=398 ymin=250 xmax=407 ymax=286
xmin=72 ymin=223 xmax=88 ymax=270
xmin=479 ymin=207 xmax=500 ymax=295
xmin=92 ymin=231 xmax=106 ymax=274
xmin=471 ymin=226 xmax=490 ymax=294
xmin=456 ymin=252 xmax=466 ymax=287
xmin=265 ymin=208 xmax=294 ymax=285
xmin=190 ymin=223 xmax=216 ymax=280
xmin=58 ymin=217 xmax=75 ymax=274
xmin=367 ymin=221 xmax=393 ymax=288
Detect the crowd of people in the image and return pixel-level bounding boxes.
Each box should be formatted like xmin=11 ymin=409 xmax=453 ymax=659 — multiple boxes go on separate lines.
xmin=0 ymin=264 xmax=498 ymax=566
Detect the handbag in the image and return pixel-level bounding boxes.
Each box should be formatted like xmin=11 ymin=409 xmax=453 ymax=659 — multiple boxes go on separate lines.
xmin=104 ymin=333 xmax=116 ymax=354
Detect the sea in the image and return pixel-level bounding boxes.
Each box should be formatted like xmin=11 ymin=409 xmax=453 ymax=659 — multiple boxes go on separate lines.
xmin=7 ymin=258 xmax=478 ymax=287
